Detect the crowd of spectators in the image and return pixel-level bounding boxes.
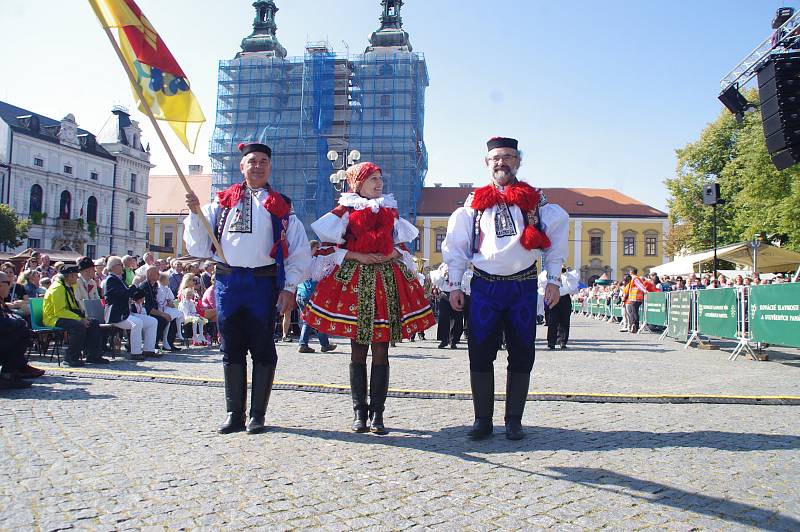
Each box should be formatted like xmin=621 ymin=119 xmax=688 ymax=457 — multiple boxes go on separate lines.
xmin=1 ymin=251 xmax=218 ymax=383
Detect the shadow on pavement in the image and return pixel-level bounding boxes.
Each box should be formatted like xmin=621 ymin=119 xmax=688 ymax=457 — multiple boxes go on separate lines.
xmin=1 ymin=376 xmax=117 ymax=401
xmin=541 ymin=466 xmax=800 ymax=532
xmin=270 ymin=425 xmax=800 ymax=530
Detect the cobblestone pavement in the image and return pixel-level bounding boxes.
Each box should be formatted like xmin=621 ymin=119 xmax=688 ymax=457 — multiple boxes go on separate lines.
xmin=2 ymin=317 xmax=799 ymax=530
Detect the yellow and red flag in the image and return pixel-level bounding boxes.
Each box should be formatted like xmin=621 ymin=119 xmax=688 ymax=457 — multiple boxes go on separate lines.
xmin=88 ymin=0 xmax=205 ymax=152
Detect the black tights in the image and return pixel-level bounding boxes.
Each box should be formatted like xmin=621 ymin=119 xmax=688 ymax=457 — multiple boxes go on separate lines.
xmin=351 ymin=340 xmax=389 ymax=366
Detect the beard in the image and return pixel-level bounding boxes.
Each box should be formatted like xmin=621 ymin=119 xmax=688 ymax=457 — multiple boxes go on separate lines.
xmin=492 ymin=166 xmax=516 ymax=186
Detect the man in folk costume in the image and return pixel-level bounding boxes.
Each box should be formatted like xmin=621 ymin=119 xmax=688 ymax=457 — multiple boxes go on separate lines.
xmin=303 ymin=162 xmax=434 ymax=434
xmin=185 ymin=142 xmax=311 ymax=434
xmin=443 ymin=137 xmax=569 ymax=440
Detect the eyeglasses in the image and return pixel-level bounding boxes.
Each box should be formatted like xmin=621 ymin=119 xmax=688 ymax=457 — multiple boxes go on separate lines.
xmin=487 ymin=155 xmax=518 ymax=163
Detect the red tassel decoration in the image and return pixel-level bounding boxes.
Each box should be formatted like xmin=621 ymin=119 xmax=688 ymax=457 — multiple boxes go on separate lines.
xmin=521 ymin=225 xmax=551 ymax=251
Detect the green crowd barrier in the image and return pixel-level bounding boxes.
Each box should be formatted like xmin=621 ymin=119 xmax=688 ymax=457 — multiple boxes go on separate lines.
xmin=748 ymin=284 xmax=800 ymax=348
xmin=643 ymin=292 xmax=668 ymax=327
xmin=696 ymin=288 xmax=738 ymax=340
xmin=610 ymin=300 xmax=624 ymax=319
xmin=667 ymin=291 xmax=692 ymax=342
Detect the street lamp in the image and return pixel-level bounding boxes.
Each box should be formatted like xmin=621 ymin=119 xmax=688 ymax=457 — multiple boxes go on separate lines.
xmin=328 ymin=149 xmax=361 ymax=192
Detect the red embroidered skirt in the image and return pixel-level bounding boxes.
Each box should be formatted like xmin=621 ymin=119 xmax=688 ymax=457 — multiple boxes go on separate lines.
xmin=303 ymin=259 xmax=435 ymax=344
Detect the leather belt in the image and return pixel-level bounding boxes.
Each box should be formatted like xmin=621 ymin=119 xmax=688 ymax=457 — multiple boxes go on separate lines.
xmin=214 ymin=263 xmax=277 ymax=277
xmin=473 ymin=263 xmax=538 ymax=282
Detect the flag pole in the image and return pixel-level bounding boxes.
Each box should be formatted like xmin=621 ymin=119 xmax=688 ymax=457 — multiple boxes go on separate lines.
xmin=97 ymin=24 xmax=228 ymax=264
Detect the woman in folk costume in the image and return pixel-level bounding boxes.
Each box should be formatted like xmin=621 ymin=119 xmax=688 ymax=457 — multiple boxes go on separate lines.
xmin=304 ymin=162 xmax=435 ymax=435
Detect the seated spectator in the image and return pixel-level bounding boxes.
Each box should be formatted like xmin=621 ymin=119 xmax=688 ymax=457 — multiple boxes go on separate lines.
xmin=19 ymin=269 xmax=44 ymax=298
xmin=178 ymin=287 xmax=208 ymax=346
xmin=0 ymin=271 xmax=43 ymax=389
xmin=139 ymin=266 xmax=179 ymax=352
xmin=40 ymin=277 xmax=52 ymax=290
xmin=104 ymin=256 xmax=157 ymax=361
xmin=53 ymin=261 xmax=65 ymax=274
xmin=121 ymin=255 xmax=137 ymax=286
xmin=43 ymin=266 xmax=105 ymax=367
xmin=675 ymin=277 xmax=687 ymax=290
xmin=168 ymin=260 xmax=184 ymax=297
xmin=4 ymin=266 xmax=29 ymax=318
xmin=74 ymin=257 xmax=101 ymax=313
xmin=24 ymin=256 xmax=39 ymax=272
xmin=157 ymin=272 xmax=185 ymax=349
xmin=37 ymin=254 xmax=57 ymax=279
xmin=198 ymin=278 xmax=218 ymax=344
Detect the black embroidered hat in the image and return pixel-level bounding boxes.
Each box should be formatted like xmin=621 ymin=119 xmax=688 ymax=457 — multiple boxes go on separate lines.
xmin=62 ymin=265 xmax=80 ymax=275
xmin=237 ymin=142 xmax=272 ymax=158
xmin=77 ymin=257 xmax=95 ymax=272
xmin=487 ymin=137 xmax=518 ymax=151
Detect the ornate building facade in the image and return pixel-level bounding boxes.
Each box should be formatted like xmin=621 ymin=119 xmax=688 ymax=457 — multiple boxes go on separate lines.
xmin=0 ymin=101 xmax=151 ymax=258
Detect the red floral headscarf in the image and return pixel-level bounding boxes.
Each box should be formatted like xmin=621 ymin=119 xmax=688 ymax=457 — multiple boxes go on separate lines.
xmin=346 ymin=162 xmax=381 ymax=193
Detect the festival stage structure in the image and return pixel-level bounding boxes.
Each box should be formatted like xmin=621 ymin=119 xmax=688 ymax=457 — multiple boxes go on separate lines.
xmin=209 ymin=0 xmax=429 ymax=231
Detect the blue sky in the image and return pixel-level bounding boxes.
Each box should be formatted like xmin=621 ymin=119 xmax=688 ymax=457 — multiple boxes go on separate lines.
xmin=1 ymin=0 xmax=794 ymax=211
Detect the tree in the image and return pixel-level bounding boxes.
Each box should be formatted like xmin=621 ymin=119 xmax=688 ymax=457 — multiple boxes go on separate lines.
xmin=0 ymin=203 xmax=30 ymax=248
xmin=665 ymin=88 xmax=800 ymax=255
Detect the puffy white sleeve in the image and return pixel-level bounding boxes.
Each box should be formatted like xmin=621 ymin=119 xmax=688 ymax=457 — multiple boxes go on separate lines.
xmin=310 ymin=212 xmax=349 ymax=278
xmin=441 ymin=206 xmax=474 ymax=287
xmin=283 ymin=215 xmax=311 ymax=293
xmin=393 ymin=217 xmax=418 ymax=244
xmin=540 ymin=203 xmax=569 ymax=284
xmin=184 ymin=201 xmax=222 ymax=259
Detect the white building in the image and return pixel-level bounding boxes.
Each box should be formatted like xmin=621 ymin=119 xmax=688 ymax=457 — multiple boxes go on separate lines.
xmin=0 ymin=101 xmax=152 ymax=258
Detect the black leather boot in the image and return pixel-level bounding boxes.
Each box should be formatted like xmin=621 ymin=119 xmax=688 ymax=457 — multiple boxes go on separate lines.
xmin=467 ymin=371 xmax=494 ymax=440
xmin=349 ymin=363 xmax=368 ymax=433
xmin=368 ymin=364 xmax=390 ymax=435
xmin=219 ymin=364 xmax=246 ymax=434
xmin=504 ymin=371 xmax=531 ymax=440
xmin=246 ymin=364 xmax=276 ymax=434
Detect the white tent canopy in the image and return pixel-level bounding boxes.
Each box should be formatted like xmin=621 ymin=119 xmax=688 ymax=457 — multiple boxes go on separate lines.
xmin=650 ymin=241 xmax=800 ymax=277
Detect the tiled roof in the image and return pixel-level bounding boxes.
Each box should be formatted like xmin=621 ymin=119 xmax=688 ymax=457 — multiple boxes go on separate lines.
xmin=416 ymin=186 xmax=667 ymax=218
xmin=147 ymin=174 xmax=212 ymax=215
xmin=0 ymin=100 xmax=115 ymax=160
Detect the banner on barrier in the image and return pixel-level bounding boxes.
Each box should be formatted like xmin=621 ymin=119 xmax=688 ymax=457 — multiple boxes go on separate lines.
xmin=644 ymin=292 xmax=668 ymax=327
xmin=667 ymin=291 xmax=691 ymax=341
xmin=696 ymin=288 xmax=739 ymax=340
xmin=749 ymin=284 xmax=800 ymax=347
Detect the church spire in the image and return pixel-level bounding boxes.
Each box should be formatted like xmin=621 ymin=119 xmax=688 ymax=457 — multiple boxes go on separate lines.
xmin=238 ymin=0 xmax=287 ymax=58
xmin=367 ymin=0 xmax=412 ymax=52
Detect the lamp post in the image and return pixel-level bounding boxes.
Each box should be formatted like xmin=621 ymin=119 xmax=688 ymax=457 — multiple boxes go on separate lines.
xmin=327 ymin=149 xmax=361 ymax=192
xmin=749 ymin=236 xmax=763 ymax=275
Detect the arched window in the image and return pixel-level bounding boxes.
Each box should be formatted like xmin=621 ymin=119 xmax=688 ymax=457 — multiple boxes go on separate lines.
xmin=59 ymin=190 xmax=72 ymax=220
xmin=86 ymin=196 xmax=98 ymax=224
xmin=128 ymin=211 xmax=135 ymax=231
xmin=29 ymin=184 xmax=43 ymax=213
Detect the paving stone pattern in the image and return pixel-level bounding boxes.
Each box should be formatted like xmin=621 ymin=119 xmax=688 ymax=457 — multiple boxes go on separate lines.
xmin=1 ymin=317 xmax=799 ymax=530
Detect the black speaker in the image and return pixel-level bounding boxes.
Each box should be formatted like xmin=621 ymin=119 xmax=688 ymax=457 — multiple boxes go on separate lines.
xmin=758 ymin=52 xmax=800 ymax=169
xmin=703 ymin=183 xmax=721 ymax=206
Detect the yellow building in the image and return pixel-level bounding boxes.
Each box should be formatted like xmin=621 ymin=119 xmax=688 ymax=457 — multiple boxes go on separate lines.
xmin=414 ymin=186 xmax=669 ymax=284
xmin=146 ymin=168 xmax=211 ymax=260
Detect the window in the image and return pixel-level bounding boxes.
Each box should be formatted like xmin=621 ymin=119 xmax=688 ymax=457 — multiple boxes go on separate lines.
xmin=86 ymin=196 xmax=98 ymax=224
xmin=590 ymin=236 xmax=602 ymax=255
xmin=90 ymin=172 xmax=98 ymax=181
xmin=33 ymin=157 xmax=44 ymax=167
xmin=86 ymin=245 xmax=96 ymax=259
xmin=130 ymin=173 xmax=137 ymax=192
xmin=380 ymin=94 xmax=390 ymax=106
xmin=623 ymin=236 xmax=636 ymax=256
xmin=435 ymin=233 xmax=446 ymax=253
xmin=163 ymin=231 xmax=174 ymax=249
xmin=28 ymin=238 xmax=41 ymax=249
xmin=645 ymin=236 xmax=658 ymax=256
xmin=128 ymin=211 xmax=135 ymax=231
xmin=64 ymin=165 xmax=73 ymax=174
xmin=29 ymin=184 xmax=43 ymax=214
xmin=59 ymin=190 xmax=72 ymax=220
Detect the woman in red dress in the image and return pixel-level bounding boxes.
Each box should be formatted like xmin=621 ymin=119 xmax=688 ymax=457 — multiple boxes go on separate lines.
xmin=303 ymin=162 xmax=435 ymax=434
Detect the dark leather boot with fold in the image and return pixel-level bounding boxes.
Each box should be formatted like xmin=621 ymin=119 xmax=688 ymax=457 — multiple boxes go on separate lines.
xmin=504 ymin=371 xmax=531 ymax=440
xmin=246 ymin=364 xmax=276 ymax=434
xmin=368 ymin=364 xmax=390 ymax=435
xmin=219 ymin=364 xmax=246 ymax=434
xmin=467 ymin=371 xmax=494 ymax=440
xmin=349 ymin=362 xmax=369 ymax=432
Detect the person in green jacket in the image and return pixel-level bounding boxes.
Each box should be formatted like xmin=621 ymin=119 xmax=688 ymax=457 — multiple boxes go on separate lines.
xmin=43 ymin=265 xmax=105 ymax=367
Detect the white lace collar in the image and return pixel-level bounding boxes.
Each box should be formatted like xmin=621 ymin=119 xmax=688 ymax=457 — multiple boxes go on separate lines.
xmin=338 ymin=193 xmax=397 ymax=213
